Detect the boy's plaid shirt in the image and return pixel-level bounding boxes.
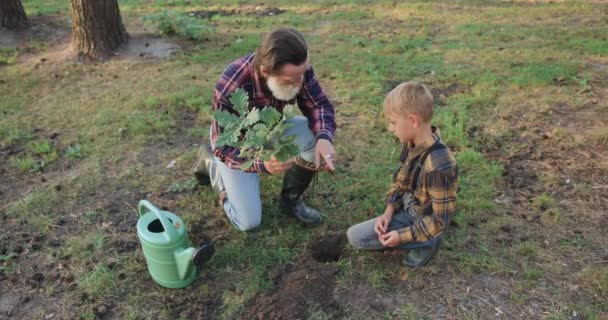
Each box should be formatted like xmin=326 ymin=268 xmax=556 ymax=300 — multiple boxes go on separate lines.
xmin=385 ymin=128 xmax=459 ymax=243
xmin=210 ymin=53 xmax=336 ymax=173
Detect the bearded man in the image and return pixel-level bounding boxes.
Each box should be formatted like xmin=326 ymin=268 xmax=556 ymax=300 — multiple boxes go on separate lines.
xmin=193 ymin=27 xmax=337 ymax=231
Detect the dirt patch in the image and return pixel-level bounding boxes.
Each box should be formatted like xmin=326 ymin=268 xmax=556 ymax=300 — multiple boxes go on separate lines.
xmin=0 ymin=15 xmax=70 ymax=67
xmin=241 ymin=234 xmax=347 ymax=320
xmin=166 ymin=296 xmax=220 ymax=319
xmin=335 ymin=281 xmax=399 ymax=316
xmin=0 ymin=294 xmax=48 ymax=320
xmin=430 ymin=83 xmax=471 ymax=106
xmin=0 ymin=15 xmax=68 ymax=50
xmin=189 ymin=6 xmax=285 ymax=19
xmin=188 ymin=9 xmax=240 ymax=19
xmin=114 ymin=34 xmax=181 ymax=59
xmin=242 ymin=256 xmax=341 ymax=320
xmin=0 ymin=31 xmax=18 ymax=49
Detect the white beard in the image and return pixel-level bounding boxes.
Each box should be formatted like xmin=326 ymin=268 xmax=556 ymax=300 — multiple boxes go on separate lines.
xmin=267 ymin=76 xmax=301 ymax=101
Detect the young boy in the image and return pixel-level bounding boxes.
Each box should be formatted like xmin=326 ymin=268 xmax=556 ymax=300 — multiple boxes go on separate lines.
xmin=347 ymin=81 xmax=458 ymax=267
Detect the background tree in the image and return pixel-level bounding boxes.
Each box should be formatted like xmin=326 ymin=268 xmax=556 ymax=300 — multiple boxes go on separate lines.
xmin=0 ymin=0 xmax=28 ymax=29
xmin=70 ymin=0 xmax=129 ymax=60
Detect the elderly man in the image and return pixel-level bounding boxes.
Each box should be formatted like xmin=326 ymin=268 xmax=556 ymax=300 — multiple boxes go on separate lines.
xmin=193 ymin=27 xmax=337 ymax=231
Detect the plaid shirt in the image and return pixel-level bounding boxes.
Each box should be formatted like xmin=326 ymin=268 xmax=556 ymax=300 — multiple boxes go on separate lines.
xmin=385 ymin=127 xmax=459 ymax=244
xmin=210 ymin=53 xmax=336 ymax=173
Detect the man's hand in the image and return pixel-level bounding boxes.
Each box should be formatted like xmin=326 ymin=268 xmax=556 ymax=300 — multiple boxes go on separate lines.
xmin=374 ymin=205 xmax=395 ymax=235
xmin=264 ymin=156 xmax=293 ymax=175
xmin=315 ymin=138 xmax=337 ymax=171
xmin=379 ymin=230 xmax=400 ymax=248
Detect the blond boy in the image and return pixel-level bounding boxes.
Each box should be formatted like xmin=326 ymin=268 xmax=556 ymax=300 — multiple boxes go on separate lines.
xmin=347 ymin=81 xmax=459 ymax=267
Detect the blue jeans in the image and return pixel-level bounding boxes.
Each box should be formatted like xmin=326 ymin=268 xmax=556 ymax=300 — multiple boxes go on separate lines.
xmin=347 ymin=205 xmax=442 ymax=251
xmin=211 ymin=116 xmax=316 ymax=231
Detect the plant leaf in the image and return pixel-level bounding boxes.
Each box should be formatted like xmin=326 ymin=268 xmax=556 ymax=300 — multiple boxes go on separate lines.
xmin=273 ymin=143 xmax=300 ymax=162
xmin=244 ymin=125 xmax=267 ymax=147
xmin=259 ymin=107 xmax=282 ymax=126
xmin=215 ymin=130 xmax=240 ymax=147
xmin=229 ymin=88 xmax=249 ymax=115
xmin=212 ymin=110 xmax=240 ymax=129
xmin=241 ymin=108 xmax=261 ymax=127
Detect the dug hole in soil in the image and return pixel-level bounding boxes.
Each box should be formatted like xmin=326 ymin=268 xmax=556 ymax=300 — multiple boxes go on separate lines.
xmin=241 ymin=233 xmax=347 ymax=320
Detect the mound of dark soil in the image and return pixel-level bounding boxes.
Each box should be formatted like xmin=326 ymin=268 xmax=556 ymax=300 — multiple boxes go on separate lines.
xmin=241 ymin=234 xmax=347 ymax=320
xmin=242 ymin=256 xmax=341 ymax=320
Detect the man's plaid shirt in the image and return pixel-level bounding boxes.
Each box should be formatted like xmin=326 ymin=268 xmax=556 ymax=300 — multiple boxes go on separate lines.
xmin=210 ymin=53 xmax=336 ymax=173
xmin=385 ymin=128 xmax=459 ymax=244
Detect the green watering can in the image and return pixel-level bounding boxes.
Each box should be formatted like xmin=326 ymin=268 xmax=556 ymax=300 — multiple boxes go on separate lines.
xmin=137 ymin=200 xmax=214 ymax=289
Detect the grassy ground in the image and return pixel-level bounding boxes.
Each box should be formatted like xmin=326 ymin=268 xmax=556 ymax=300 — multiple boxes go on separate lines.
xmin=1 ymin=0 xmax=607 ymax=319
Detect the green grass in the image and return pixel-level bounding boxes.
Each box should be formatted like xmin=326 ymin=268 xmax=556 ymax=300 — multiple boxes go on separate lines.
xmin=1 ymin=0 xmax=607 ymax=319
xmin=0 ymin=126 xmax=33 ymax=146
xmin=516 ymin=242 xmax=539 ymax=259
xmin=595 ymin=128 xmax=608 ymax=146
xmin=30 ymin=139 xmax=54 ymax=154
xmin=24 ymin=0 xmax=68 ymax=16
xmin=532 ymin=193 xmax=556 ymax=211
xmin=65 ymin=144 xmax=84 ymax=159
xmin=522 ymin=266 xmax=544 ymax=282
xmin=66 ymin=231 xmax=106 ymax=262
xmin=569 ymin=38 xmax=608 ymax=56
xmin=76 ymin=264 xmax=117 ymax=299
xmin=12 ymin=155 xmax=39 ymax=172
xmin=11 ymin=140 xmax=59 ymax=172
xmin=0 ymin=48 xmax=17 ymax=65
xmin=0 ymin=253 xmax=18 ymax=275
xmin=142 ymin=10 xmax=214 ymax=41
xmin=511 ymin=61 xmax=579 ymax=86
xmin=7 ymin=187 xmax=62 ymax=234
xmin=394 ymin=303 xmax=424 ymax=320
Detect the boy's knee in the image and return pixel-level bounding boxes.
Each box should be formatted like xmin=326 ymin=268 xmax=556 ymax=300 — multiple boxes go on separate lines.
xmin=347 ymin=226 xmax=363 ymax=249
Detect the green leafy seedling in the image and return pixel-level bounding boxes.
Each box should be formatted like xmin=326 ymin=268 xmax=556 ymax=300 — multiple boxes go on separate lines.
xmin=212 ymin=89 xmax=300 ymax=170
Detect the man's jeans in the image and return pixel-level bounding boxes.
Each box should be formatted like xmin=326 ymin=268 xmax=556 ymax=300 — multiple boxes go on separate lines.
xmin=211 ymin=116 xmax=316 ymax=231
xmin=347 ymin=205 xmax=442 ymax=251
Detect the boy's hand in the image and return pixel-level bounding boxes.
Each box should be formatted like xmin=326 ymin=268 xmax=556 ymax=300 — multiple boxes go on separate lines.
xmin=374 ymin=205 xmax=396 ymax=235
xmin=374 ymin=215 xmax=392 ymax=236
xmin=264 ymin=156 xmax=294 ymax=174
xmin=379 ymin=230 xmax=400 ymax=248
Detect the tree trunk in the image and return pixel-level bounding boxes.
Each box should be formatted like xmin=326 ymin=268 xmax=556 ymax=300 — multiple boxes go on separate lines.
xmin=70 ymin=0 xmax=129 ymax=61
xmin=0 ymin=0 xmax=28 ymax=29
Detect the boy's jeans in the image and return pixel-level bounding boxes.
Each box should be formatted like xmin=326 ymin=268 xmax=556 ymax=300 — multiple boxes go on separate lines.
xmin=347 ymin=205 xmax=442 ymax=251
xmin=210 ymin=116 xmax=316 ymax=231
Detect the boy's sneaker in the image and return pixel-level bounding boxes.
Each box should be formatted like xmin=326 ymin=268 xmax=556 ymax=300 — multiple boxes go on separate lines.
xmin=401 ymin=238 xmax=441 ymax=268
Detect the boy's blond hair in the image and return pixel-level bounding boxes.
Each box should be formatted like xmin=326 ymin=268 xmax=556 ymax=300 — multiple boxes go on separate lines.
xmin=383 ymin=81 xmax=434 ymax=123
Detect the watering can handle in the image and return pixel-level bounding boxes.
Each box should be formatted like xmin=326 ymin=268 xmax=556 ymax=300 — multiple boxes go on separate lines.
xmin=138 ymin=200 xmax=178 ymax=241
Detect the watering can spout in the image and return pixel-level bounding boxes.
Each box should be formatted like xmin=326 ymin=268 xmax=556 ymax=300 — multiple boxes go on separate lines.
xmin=175 ymin=247 xmax=196 ymax=281
xmin=174 ymin=242 xmax=215 ymax=281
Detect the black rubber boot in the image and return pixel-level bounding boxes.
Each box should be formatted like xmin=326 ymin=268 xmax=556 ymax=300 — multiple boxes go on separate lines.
xmin=279 ymin=165 xmax=322 ymax=227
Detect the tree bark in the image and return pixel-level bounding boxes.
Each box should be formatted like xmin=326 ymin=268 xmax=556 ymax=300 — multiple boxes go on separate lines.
xmin=0 ymin=0 xmax=28 ymax=29
xmin=70 ymin=0 xmax=129 ymax=61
